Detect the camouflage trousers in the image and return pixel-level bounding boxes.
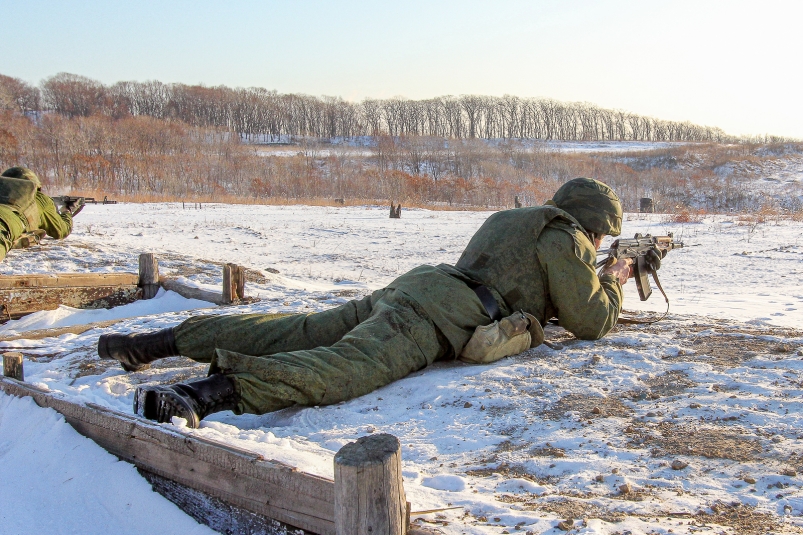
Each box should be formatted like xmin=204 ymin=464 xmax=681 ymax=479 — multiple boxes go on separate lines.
xmin=174 ymin=288 xmax=452 ymax=415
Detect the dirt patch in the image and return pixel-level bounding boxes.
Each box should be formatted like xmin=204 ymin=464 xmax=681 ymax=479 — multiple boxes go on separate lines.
xmin=542 ymin=393 xmax=633 ymax=421
xmin=498 ymin=496 xmax=626 ymax=523
xmin=529 ymin=444 xmax=566 ymax=458
xmin=639 ymin=370 xmax=697 ymax=397
xmin=691 ymin=501 xmax=799 ymax=535
xmin=625 ymin=422 xmax=762 ymax=461
xmin=465 ymin=462 xmax=556 ymax=485
xmin=483 ymin=404 xmax=518 ymax=418
xmin=494 ymin=440 xmax=531 ymax=453
xmin=72 ymin=359 xmax=116 ymax=379
xmin=666 ymin=333 xmax=802 ymax=367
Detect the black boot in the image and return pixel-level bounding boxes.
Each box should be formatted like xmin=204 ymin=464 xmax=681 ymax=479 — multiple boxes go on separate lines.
xmin=97 ymin=328 xmax=179 ymax=372
xmin=134 ymin=374 xmax=239 ymax=428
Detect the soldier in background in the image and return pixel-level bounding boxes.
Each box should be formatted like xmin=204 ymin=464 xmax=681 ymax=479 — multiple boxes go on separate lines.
xmin=99 ymin=177 xmax=634 ymax=428
xmin=0 ymin=167 xmax=78 ymax=261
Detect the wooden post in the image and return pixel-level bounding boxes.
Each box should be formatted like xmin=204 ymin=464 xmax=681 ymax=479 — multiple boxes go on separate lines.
xmin=3 ymin=352 xmax=23 ymax=381
xmin=234 ymin=265 xmax=245 ymax=300
xmin=138 ymin=253 xmax=160 ymax=299
xmin=223 ymin=264 xmax=237 ymax=305
xmin=222 ymin=264 xmax=246 ymax=304
xmin=334 ymin=433 xmax=407 ymax=535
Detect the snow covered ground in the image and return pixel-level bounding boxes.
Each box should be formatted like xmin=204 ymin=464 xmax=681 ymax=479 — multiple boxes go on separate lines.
xmin=1 ymin=202 xmax=802 ymax=535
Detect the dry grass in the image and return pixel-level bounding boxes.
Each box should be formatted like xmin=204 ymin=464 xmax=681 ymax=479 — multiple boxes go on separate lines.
xmin=543 ymin=393 xmax=633 ymax=421
xmin=668 ymin=208 xmax=706 ymax=223
xmin=624 ymin=421 xmax=762 ymax=462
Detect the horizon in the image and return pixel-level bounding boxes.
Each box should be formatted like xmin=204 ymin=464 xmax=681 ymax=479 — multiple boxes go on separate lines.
xmin=1 ymin=1 xmax=802 ymax=139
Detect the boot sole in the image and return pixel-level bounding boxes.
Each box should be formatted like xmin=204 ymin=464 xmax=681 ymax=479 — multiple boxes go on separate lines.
xmin=134 ymin=386 xmax=200 ymax=428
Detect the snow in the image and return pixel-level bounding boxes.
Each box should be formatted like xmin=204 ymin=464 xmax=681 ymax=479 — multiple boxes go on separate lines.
xmin=0 ymin=394 xmax=215 ymax=535
xmin=1 ymin=201 xmax=802 ymax=534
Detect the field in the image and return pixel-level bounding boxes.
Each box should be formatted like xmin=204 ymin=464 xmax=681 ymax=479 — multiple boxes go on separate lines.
xmin=1 ymin=202 xmax=802 ymax=535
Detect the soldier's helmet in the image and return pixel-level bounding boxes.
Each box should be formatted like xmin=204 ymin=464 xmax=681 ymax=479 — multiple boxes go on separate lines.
xmin=1 ymin=166 xmax=42 ymax=190
xmin=552 ymin=177 xmax=622 ymax=237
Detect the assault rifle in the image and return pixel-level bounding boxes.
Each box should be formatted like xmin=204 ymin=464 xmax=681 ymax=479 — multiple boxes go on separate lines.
xmin=596 ymin=233 xmax=684 ymax=302
xmin=51 ymin=195 xmax=118 ymax=216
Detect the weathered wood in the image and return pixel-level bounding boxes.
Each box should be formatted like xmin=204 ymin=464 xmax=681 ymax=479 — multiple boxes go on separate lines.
xmin=159 ymin=276 xmax=225 ymax=305
xmin=234 ymin=265 xmax=245 ymax=300
xmin=141 ymin=469 xmax=309 ymax=535
xmin=0 ymin=376 xmax=336 ymax=535
xmin=0 ymin=273 xmax=138 ymax=289
xmin=0 ymin=284 xmax=141 ymax=319
xmin=223 ymin=264 xmax=247 ymax=305
xmin=334 ymin=433 xmax=407 ymax=535
xmin=0 ymin=319 xmax=123 ymax=342
xmin=223 ymin=264 xmax=235 ymax=305
xmin=2 ymin=352 xmax=23 ymax=380
xmin=138 ymin=253 xmax=160 ymax=299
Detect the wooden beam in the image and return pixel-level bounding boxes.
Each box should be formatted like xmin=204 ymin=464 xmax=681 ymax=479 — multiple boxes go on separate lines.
xmin=0 ymin=376 xmax=336 ymax=535
xmin=159 ymin=276 xmax=226 ymax=306
xmin=0 ymin=273 xmax=138 ymax=289
xmin=140 ymin=469 xmax=307 ymax=535
xmin=0 ymin=319 xmax=123 ymax=342
xmin=0 ymin=284 xmax=141 ymax=320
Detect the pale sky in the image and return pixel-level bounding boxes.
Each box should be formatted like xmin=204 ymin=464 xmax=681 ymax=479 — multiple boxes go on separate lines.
xmin=2 ymin=0 xmax=801 ymax=138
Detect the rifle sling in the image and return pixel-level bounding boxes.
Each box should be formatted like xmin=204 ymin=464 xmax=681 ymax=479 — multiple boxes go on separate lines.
xmin=617 ymin=268 xmax=670 ymax=325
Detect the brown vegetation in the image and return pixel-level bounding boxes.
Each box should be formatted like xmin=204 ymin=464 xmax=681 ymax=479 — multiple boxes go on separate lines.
xmin=1 ymin=72 xmax=802 ymax=213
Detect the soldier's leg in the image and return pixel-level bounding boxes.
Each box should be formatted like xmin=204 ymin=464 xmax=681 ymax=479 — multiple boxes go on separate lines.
xmin=174 ymin=290 xmax=381 ymax=363
xmin=211 ymin=289 xmax=450 ymax=415
xmin=101 ymin=291 xmax=381 ymax=372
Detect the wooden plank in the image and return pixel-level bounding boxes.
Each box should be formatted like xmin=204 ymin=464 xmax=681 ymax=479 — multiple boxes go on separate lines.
xmin=0 ymin=273 xmax=139 ymax=289
xmin=160 ymin=276 xmax=226 ymax=305
xmin=0 ymin=285 xmax=141 ymax=319
xmin=0 ymin=377 xmax=336 ymax=535
xmin=0 ymin=319 xmax=123 ymax=342
xmin=141 ymin=470 xmax=309 ymax=535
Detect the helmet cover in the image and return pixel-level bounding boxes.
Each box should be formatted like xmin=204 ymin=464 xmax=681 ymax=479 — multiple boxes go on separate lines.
xmin=552 ymin=177 xmax=622 ymax=237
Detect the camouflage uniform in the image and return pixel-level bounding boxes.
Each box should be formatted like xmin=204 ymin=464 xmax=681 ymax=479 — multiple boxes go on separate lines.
xmin=0 ymin=167 xmax=72 ymax=261
xmin=173 ymin=181 xmax=624 ymax=416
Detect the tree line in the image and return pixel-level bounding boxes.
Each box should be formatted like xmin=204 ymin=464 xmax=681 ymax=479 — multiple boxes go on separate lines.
xmin=3 ymin=72 xmax=787 ymax=144
xmin=1 ymin=72 xmax=800 ymax=214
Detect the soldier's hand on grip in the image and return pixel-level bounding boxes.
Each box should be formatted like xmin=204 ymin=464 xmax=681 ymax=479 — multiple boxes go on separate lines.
xmin=63 ymin=197 xmax=85 ymax=216
xmin=600 ymin=257 xmax=633 ymax=286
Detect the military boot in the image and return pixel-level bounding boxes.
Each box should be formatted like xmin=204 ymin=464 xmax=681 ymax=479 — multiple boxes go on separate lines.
xmin=97 ymin=328 xmax=179 ymax=372
xmin=134 ymin=374 xmax=239 ymax=428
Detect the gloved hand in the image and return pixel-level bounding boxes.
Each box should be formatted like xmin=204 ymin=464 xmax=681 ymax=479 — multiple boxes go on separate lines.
xmin=645 ymin=248 xmax=661 ymax=271
xmin=600 ymin=257 xmax=633 ymax=286
xmin=63 ymin=197 xmax=85 ymax=216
